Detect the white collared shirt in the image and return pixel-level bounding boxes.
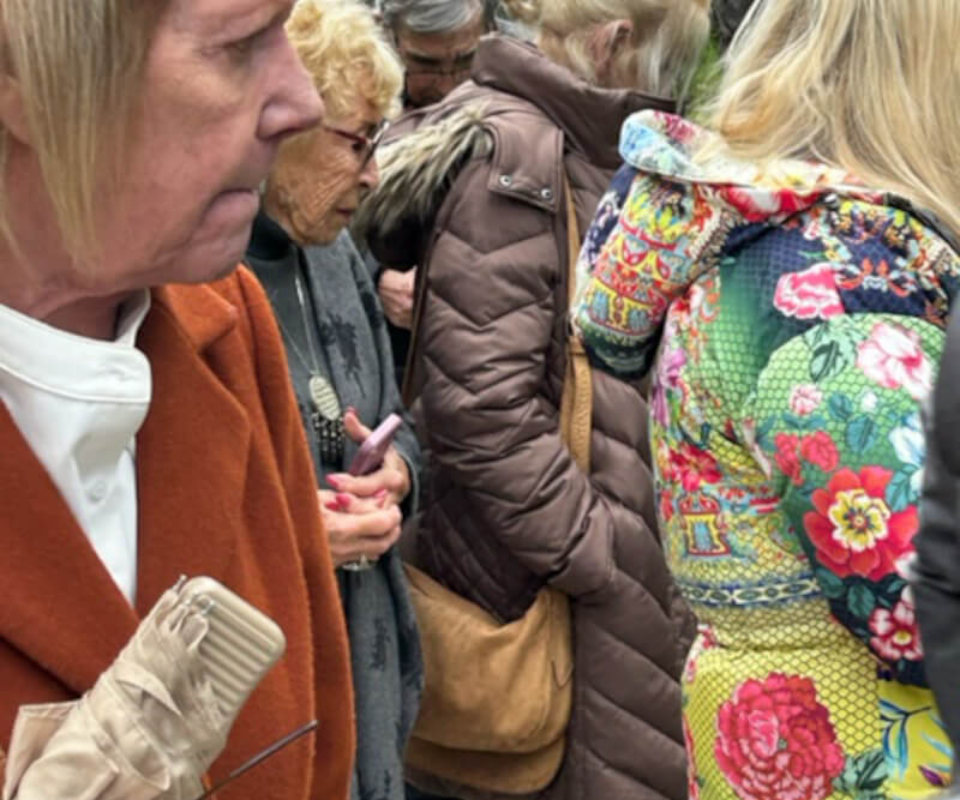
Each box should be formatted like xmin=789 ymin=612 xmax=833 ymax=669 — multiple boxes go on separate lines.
xmin=0 ymin=292 xmax=152 ymax=604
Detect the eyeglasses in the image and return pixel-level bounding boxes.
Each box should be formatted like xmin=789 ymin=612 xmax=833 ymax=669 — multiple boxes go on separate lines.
xmin=324 ymin=119 xmax=390 ymax=170
xmin=403 ymin=60 xmax=474 ymax=79
xmin=397 ymin=47 xmax=477 ymax=79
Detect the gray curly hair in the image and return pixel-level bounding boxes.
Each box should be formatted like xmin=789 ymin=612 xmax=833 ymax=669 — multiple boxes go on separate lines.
xmin=380 ymin=0 xmax=496 ymax=34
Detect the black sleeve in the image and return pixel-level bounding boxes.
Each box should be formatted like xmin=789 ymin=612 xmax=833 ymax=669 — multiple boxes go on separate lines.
xmin=915 ymin=310 xmax=960 ymax=754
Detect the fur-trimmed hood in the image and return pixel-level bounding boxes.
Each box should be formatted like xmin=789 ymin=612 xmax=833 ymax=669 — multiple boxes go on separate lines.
xmin=353 ymin=103 xmax=492 ymax=257
xmin=357 ymin=34 xmax=675 ymax=268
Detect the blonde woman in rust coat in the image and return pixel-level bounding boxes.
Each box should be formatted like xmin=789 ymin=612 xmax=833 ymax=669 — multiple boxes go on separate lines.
xmin=361 ymin=1 xmax=709 ymax=798
xmin=0 ymin=0 xmax=354 ymax=798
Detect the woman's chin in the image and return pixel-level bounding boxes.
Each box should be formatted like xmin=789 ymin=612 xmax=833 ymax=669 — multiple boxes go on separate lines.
xmin=164 ymin=217 xmax=257 ymax=285
xmin=211 ymin=189 xmax=260 ymax=224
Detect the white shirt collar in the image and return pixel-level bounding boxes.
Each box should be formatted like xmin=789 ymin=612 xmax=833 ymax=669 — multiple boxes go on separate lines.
xmin=0 ymin=290 xmax=152 ymax=604
xmin=0 ymin=290 xmax=151 ymax=403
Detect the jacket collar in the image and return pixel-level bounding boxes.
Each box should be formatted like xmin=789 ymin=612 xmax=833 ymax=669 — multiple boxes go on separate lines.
xmin=618 ymin=110 xmax=960 ymax=249
xmin=246 ymin=209 xmax=296 ymax=262
xmin=150 ymin=280 xmax=239 ymax=354
xmin=618 ymin=110 xmax=868 ymax=197
xmin=470 ymin=35 xmax=675 ymax=171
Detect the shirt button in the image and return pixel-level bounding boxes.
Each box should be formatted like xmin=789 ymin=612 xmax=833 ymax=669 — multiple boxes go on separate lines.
xmin=89 ymin=481 xmax=108 ymax=502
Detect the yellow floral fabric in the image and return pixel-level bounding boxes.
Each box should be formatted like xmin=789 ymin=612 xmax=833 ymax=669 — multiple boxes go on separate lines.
xmin=574 ymin=111 xmax=959 ymax=799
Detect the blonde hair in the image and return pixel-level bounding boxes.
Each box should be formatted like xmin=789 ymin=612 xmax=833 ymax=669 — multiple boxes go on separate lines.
xmin=709 ymin=0 xmax=960 ymax=239
xmin=509 ymin=0 xmax=710 ymax=99
xmin=0 ymin=1 xmax=164 ymax=257
xmin=287 ymin=0 xmax=404 ymax=122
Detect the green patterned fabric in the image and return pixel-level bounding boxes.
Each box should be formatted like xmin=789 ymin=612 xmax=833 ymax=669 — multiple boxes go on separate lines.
xmin=574 ymin=111 xmax=960 ymax=799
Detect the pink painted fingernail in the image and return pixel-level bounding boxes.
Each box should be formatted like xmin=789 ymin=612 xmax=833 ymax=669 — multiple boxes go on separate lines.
xmin=327 ymin=475 xmax=341 ymax=489
xmin=324 ymin=501 xmax=341 ymax=512
xmin=336 ymin=493 xmax=352 ymax=508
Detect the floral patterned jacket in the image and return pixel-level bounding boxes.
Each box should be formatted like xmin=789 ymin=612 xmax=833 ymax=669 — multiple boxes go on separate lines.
xmin=573 ymin=111 xmax=960 ymax=800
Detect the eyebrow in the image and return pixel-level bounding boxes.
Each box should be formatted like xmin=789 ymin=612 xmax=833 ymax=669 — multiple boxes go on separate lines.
xmin=210 ymin=0 xmax=292 ymax=42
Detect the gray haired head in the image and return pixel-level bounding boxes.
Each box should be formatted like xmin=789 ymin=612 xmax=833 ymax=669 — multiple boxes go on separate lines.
xmin=380 ymin=0 xmax=495 ymax=34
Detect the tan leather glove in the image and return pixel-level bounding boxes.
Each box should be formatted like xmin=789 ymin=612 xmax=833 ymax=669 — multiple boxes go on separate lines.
xmin=4 ymin=584 xmax=233 ymax=800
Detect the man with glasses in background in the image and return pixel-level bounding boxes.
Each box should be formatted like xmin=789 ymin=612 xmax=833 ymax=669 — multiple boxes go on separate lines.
xmin=382 ymin=0 xmax=495 ymax=110
xmin=373 ymin=0 xmax=496 ymax=387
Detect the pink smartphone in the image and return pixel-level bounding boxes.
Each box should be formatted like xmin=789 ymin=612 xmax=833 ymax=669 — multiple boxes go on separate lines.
xmin=348 ymin=413 xmax=403 ymax=476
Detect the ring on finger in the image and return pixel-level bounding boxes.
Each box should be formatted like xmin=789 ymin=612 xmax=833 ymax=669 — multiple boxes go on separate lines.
xmin=342 ymin=553 xmax=377 ymax=572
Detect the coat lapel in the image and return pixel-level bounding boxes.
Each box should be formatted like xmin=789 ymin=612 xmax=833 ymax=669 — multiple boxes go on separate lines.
xmin=0 ymin=283 xmax=251 ymax=693
xmin=134 ymin=286 xmax=251 ymax=615
xmin=0 ymin=404 xmax=138 ymax=695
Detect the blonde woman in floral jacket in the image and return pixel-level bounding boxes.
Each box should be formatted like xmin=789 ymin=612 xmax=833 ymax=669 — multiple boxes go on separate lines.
xmin=574 ymin=1 xmax=960 ymax=798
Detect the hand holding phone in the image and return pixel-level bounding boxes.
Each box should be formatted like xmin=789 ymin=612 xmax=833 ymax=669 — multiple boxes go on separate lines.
xmin=332 ymin=413 xmax=405 ymax=572
xmin=348 ymin=413 xmax=403 ymax=476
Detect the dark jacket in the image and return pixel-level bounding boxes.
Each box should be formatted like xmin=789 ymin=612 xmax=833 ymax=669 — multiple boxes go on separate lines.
xmin=916 ymin=298 xmax=960 ymax=758
xmin=361 ymin=34 xmax=695 ymax=800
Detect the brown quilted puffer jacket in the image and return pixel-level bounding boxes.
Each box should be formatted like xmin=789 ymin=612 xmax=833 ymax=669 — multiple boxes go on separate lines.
xmin=361 ymin=34 xmax=696 ymax=800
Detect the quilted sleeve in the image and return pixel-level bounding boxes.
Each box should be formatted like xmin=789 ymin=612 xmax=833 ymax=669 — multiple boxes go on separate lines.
xmin=573 ymin=168 xmax=723 ymax=379
xmin=415 ymin=162 xmax=666 ymax=612
xmin=747 ymin=313 xmax=944 ymax=686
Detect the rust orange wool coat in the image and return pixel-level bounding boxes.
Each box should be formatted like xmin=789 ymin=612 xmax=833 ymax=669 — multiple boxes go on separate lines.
xmin=0 ymin=267 xmax=355 ymax=800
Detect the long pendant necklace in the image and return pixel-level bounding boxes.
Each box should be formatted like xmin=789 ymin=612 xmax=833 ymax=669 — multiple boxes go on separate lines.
xmin=293 ymin=267 xmax=341 ymax=421
xmin=273 ymin=263 xmax=344 ymax=464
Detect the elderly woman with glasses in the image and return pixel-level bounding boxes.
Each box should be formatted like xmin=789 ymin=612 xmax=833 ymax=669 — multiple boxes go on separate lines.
xmin=245 ymin=2 xmax=422 ymax=799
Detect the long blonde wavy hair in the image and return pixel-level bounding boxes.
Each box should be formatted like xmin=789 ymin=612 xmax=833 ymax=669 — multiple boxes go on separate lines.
xmin=709 ymin=0 xmax=960 ymax=238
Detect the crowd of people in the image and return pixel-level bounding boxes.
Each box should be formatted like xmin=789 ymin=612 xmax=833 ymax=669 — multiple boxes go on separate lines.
xmin=1 ymin=1 xmax=960 ymax=800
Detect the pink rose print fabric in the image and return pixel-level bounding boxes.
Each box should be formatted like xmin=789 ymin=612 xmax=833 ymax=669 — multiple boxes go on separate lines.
xmin=575 ymin=110 xmax=958 ymax=800
xmin=857 ymin=322 xmax=933 ymax=400
xmin=716 ymin=675 xmax=845 ymax=800
xmin=773 ymin=264 xmax=844 ymax=321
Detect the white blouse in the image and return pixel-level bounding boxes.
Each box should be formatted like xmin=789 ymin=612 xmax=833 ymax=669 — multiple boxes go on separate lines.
xmin=0 ymin=292 xmax=152 ymax=604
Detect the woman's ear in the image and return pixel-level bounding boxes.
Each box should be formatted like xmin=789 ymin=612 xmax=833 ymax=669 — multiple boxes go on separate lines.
xmin=589 ymin=19 xmax=635 ymax=86
xmin=0 ymin=75 xmax=32 ymax=145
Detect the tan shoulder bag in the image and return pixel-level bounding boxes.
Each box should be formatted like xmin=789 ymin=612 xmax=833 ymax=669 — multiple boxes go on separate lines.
xmin=404 ymin=177 xmax=591 ymax=794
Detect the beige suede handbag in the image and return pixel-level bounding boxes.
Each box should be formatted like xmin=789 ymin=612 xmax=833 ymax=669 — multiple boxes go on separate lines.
xmin=404 ymin=178 xmax=591 ymax=795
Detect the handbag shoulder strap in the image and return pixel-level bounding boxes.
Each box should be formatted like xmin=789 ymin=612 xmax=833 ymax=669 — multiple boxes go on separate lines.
xmin=559 ymin=176 xmax=593 ymax=474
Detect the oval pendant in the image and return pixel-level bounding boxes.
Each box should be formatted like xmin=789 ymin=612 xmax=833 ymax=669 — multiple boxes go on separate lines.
xmin=309 ymin=373 xmax=342 ymax=421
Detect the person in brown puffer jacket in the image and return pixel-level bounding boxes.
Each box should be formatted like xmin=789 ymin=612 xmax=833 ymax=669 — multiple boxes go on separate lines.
xmin=359 ymin=2 xmax=709 ymax=799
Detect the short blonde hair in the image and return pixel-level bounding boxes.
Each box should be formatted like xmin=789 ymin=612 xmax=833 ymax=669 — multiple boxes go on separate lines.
xmin=0 ymin=1 xmax=164 ymax=257
xmin=709 ymin=0 xmax=960 ymax=239
xmin=505 ymin=0 xmax=710 ymax=99
xmin=287 ymin=0 xmax=404 ymax=123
